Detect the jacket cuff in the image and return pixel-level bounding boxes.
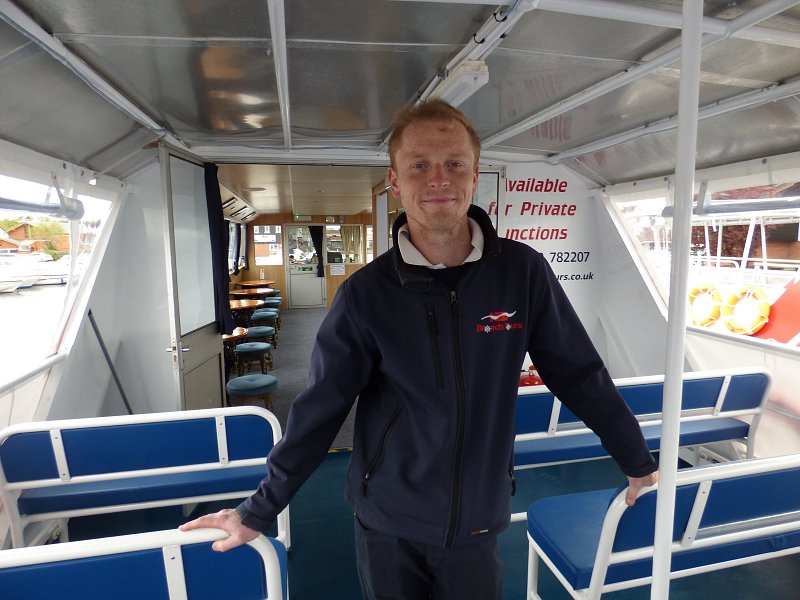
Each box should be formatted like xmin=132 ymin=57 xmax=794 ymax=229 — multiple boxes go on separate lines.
xmin=236 ymin=500 xmax=275 ymax=533
xmin=620 ymin=458 xmax=658 ymax=479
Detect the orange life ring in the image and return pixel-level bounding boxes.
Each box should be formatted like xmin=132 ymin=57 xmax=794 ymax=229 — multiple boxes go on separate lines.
xmin=688 ymin=283 xmax=722 ymax=327
xmin=721 ymin=286 xmax=770 ymax=335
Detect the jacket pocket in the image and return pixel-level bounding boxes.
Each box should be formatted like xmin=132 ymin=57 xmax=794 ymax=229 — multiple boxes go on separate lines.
xmin=361 ymin=406 xmax=403 ymax=496
xmin=426 ymin=307 xmax=445 ymax=389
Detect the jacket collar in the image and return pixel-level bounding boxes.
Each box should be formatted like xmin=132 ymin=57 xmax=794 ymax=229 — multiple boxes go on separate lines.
xmin=391 ymin=204 xmax=500 ymax=290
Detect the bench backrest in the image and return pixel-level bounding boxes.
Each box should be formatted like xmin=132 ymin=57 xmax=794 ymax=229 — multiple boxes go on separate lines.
xmin=586 ymin=454 xmax=800 ymax=595
xmin=0 ymin=407 xmax=280 ymax=485
xmin=613 ymin=456 xmax=800 ymax=552
xmin=515 ymin=368 xmax=771 ymax=435
xmin=0 ymin=528 xmax=286 ymax=600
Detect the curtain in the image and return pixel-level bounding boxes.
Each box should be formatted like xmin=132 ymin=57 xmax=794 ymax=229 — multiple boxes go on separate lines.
xmin=351 ymin=226 xmax=362 ymax=262
xmin=231 ymin=223 xmax=241 ymax=275
xmin=240 ymin=223 xmax=249 ymax=270
xmin=203 ymin=163 xmax=235 ymax=334
xmin=341 ymin=226 xmax=362 ymax=262
xmin=309 ymin=225 xmax=324 ymax=277
xmin=342 ymin=227 xmax=353 ymax=261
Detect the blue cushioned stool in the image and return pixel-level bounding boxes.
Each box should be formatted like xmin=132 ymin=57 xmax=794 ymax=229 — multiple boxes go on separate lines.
xmin=251 ymin=311 xmax=281 ymax=337
xmin=267 ymin=289 xmax=281 ymax=297
xmin=247 ymin=326 xmax=277 ymax=361
xmin=226 ymin=374 xmax=278 ymax=411
xmin=261 ymin=297 xmax=282 ymax=308
xmin=234 ymin=341 xmax=272 ymax=375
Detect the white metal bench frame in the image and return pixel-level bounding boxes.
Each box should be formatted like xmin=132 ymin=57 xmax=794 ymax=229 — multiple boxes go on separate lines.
xmin=526 ymin=453 xmax=800 ymax=600
xmin=516 ymin=367 xmax=770 ymax=458
xmin=0 ymin=527 xmax=287 ymax=600
xmin=0 ymin=406 xmax=290 ymax=549
xmin=512 ymin=367 xmax=771 ymax=523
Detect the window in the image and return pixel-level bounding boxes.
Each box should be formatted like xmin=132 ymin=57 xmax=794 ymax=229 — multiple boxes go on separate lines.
xmin=326 ymin=225 xmax=363 ymax=264
xmin=0 ymin=170 xmax=116 ymax=386
xmin=613 ymin=180 xmax=800 ymax=345
xmin=227 ymin=222 xmax=249 ymax=273
xmin=227 ymin=220 xmax=238 ymax=272
xmin=474 ymin=170 xmax=501 ymax=229
xmin=238 ymin=224 xmax=248 ymax=270
xmin=366 ymin=225 xmax=374 ymax=262
xmin=254 ymin=225 xmax=283 ymax=265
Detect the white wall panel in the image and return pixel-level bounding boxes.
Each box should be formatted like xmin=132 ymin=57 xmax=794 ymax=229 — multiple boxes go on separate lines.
xmin=686 ymin=330 xmax=800 ymax=457
xmin=49 ymin=162 xmax=178 ymax=418
xmin=498 ymin=162 xmax=604 ymax=352
xmin=111 ymin=162 xmax=179 ymax=413
xmin=594 ymin=198 xmax=669 ymax=377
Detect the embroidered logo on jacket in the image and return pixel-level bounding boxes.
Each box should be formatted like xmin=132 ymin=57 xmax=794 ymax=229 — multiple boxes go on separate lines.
xmin=476 ymin=310 xmax=524 ymax=333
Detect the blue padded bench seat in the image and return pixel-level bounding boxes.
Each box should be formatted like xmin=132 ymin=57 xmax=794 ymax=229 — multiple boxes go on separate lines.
xmin=510 ymin=368 xmax=771 ymax=525
xmin=17 ymin=464 xmax=267 ymax=515
xmin=526 ymin=455 xmax=800 ymax=599
xmin=0 ymin=528 xmax=287 ymax=600
xmin=0 ymin=407 xmax=289 ymax=549
xmin=514 ymin=417 xmax=750 ymax=467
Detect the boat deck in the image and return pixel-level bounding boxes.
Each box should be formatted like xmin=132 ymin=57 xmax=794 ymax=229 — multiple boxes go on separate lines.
xmin=68 ymin=451 xmax=800 ymax=599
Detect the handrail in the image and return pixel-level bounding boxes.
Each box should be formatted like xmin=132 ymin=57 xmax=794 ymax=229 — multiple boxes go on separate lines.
xmin=692 ymin=256 xmax=800 ymax=271
xmin=0 ymin=353 xmax=66 ymax=398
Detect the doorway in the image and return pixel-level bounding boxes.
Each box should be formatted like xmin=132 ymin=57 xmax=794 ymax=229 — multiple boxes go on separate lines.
xmin=286 ymin=224 xmax=325 ymax=308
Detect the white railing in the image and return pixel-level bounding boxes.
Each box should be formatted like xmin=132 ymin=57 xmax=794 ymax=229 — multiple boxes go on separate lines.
xmin=0 ymin=353 xmax=65 ymax=429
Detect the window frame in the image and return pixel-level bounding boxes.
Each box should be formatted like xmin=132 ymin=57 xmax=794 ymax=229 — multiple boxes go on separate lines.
xmin=0 ymin=139 xmax=125 ymax=393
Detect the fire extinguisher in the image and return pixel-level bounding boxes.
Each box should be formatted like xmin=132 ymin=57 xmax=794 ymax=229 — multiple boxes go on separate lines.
xmin=519 ymin=365 xmax=543 ymax=387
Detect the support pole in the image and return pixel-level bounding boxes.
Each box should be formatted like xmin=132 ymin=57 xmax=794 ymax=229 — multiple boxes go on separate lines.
xmin=650 ymin=0 xmax=703 ymax=600
xmin=650 ymin=2 xmax=703 ymax=598
xmin=87 ymin=309 xmax=134 ymax=415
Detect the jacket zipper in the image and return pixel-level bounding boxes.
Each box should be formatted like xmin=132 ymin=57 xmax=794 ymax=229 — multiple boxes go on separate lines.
xmin=426 ymin=307 xmax=445 ymax=389
xmin=509 ymin=449 xmax=517 ymax=496
xmin=445 ymin=289 xmax=467 ymax=547
xmin=361 ymin=407 xmax=403 ymax=496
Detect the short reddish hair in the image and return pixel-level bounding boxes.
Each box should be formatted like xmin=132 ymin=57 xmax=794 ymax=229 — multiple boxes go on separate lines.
xmin=388 ymin=99 xmax=481 ymax=168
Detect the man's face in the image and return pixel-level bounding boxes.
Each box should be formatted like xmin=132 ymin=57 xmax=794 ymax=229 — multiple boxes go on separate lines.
xmin=387 ymin=119 xmax=479 ymax=236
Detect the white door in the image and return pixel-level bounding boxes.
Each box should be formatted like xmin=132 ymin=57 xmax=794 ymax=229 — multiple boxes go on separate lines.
xmin=286 ymin=224 xmax=325 ymax=308
xmin=161 ymin=147 xmax=225 ymax=410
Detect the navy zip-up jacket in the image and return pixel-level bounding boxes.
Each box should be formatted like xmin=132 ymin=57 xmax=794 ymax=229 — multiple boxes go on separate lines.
xmin=238 ymin=205 xmax=657 ymax=547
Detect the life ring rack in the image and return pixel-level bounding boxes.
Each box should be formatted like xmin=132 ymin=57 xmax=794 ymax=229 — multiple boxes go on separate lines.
xmin=721 ymin=286 xmax=771 ymax=335
xmin=688 ymin=283 xmax=722 ymax=327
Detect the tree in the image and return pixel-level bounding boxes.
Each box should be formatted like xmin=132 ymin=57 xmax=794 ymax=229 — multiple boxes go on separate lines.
xmin=0 ymin=218 xmax=23 ymax=232
xmin=691 ymin=223 xmax=781 ymax=264
xmin=30 ymin=220 xmax=68 ymax=239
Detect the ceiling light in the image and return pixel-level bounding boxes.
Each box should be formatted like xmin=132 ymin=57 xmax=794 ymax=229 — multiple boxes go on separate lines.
xmin=429 ymin=60 xmax=489 ymax=107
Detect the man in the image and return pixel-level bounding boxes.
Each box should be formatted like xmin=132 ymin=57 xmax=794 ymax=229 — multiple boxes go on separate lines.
xmin=181 ymin=99 xmax=658 ymax=599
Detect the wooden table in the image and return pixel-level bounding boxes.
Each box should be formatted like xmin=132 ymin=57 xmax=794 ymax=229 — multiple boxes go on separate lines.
xmin=222 ymin=327 xmax=249 ymax=380
xmin=237 ymin=280 xmax=275 ymax=288
xmin=229 ymin=299 xmax=264 ymax=328
xmin=229 ymin=299 xmax=265 ymax=311
xmin=222 ymin=326 xmax=249 ymax=344
xmin=229 ymin=287 xmax=274 ymax=299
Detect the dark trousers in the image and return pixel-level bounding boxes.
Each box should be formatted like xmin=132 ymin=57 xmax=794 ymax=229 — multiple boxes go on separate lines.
xmin=353 ymin=515 xmax=503 ymax=600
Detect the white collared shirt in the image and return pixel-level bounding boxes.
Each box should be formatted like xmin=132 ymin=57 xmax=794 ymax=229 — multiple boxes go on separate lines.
xmin=397 ymin=218 xmax=484 ymax=269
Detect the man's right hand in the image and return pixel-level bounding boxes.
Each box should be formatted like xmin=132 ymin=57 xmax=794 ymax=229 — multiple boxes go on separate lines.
xmin=179 ymin=508 xmax=260 ymax=552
